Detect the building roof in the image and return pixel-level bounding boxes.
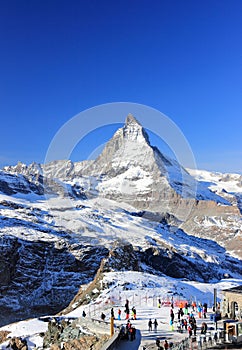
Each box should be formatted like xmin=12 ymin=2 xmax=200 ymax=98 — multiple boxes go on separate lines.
xmin=223 ymin=285 xmax=242 ymax=294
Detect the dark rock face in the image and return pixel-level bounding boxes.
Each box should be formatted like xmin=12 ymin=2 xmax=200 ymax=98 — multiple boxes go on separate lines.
xmin=141 ymin=246 xmax=205 ymax=281
xmin=0 ymin=168 xmax=86 ymax=199
xmin=94 ymin=240 xmax=242 ymax=284
xmin=103 ymin=243 xmax=140 ymax=272
xmin=0 ymin=235 xmax=109 ymax=326
xmin=139 ymin=239 xmax=242 ymax=283
xmin=0 ymin=236 xmax=20 ymax=286
xmin=0 ymin=171 xmax=44 ymax=196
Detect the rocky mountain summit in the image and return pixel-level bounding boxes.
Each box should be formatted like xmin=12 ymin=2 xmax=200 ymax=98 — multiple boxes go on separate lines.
xmin=0 ymin=114 xmax=241 ymax=326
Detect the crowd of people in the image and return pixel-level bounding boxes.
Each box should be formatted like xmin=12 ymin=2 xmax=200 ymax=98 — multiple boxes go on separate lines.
xmin=174 ymin=302 xmax=208 ymax=338
xmin=119 ymin=320 xmax=136 ymax=341
xmin=98 ymin=297 xmax=210 ymax=346
xmin=155 ymin=299 xmax=210 ymax=348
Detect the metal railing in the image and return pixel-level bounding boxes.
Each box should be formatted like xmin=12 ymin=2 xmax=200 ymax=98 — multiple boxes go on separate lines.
xmin=171 ymin=334 xmax=222 ymax=350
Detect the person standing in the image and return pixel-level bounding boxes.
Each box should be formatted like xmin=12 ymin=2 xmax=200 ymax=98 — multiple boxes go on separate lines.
xmin=201 ymin=322 xmax=207 ymax=334
xmin=154 ymin=319 xmax=158 ymax=332
xmin=131 ymin=306 xmax=137 ymax=320
xmin=184 ymin=319 xmax=187 ymax=331
xmin=193 ymin=322 xmax=197 ymax=336
xmin=130 ymin=326 xmax=136 ymax=341
xmin=184 ymin=302 xmax=188 ymax=315
xmin=171 ymin=296 xmax=174 ymax=309
xmin=164 ymin=339 xmax=169 ymax=349
xmin=197 ymin=304 xmax=202 ymax=318
xmin=188 ymin=325 xmax=192 ymax=337
xmin=156 ymin=339 xmax=161 ymax=348
xmin=170 ymin=309 xmax=174 ymax=322
xmin=125 ymin=299 xmax=130 ymax=320
xmin=202 ymin=305 xmax=207 ymax=318
xmin=125 ymin=307 xmax=130 ymax=320
xmin=192 ymin=301 xmax=196 ymax=312
xmin=117 ymin=308 xmax=121 ymax=320
xmin=148 ymin=319 xmax=152 ymax=331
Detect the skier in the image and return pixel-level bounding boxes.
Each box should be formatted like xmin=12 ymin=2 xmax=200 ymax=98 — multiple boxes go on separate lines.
xmin=148 ymin=319 xmax=152 ymax=331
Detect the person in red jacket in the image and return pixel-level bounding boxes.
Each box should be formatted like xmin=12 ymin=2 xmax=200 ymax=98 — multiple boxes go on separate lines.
xmin=117 ymin=308 xmax=121 ymax=320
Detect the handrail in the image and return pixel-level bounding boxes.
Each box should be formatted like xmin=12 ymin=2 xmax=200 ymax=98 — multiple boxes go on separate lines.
xmin=100 ymin=331 xmax=120 ymax=350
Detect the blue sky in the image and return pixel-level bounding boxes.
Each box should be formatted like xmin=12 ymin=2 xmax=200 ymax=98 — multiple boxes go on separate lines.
xmin=0 ymin=0 xmax=241 ymax=173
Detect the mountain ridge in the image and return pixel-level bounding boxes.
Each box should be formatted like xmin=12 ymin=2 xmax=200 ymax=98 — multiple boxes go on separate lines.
xmin=0 ymin=114 xmax=241 ymax=325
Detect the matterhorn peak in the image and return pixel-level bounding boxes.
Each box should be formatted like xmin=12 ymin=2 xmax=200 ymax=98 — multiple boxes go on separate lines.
xmin=82 ymin=114 xmax=165 ymax=179
xmin=125 ymin=113 xmax=142 ymax=126
xmin=123 ymin=114 xmax=150 ymax=144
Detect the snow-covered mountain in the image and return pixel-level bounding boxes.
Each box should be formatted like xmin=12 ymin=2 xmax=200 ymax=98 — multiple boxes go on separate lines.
xmin=0 ymin=114 xmax=241 ymax=327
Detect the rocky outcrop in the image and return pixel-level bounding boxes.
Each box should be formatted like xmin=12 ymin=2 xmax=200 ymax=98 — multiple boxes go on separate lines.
xmin=43 ymin=317 xmax=109 ymax=350
xmin=0 ymin=170 xmax=44 ymax=195
xmin=103 ymin=242 xmax=140 ymax=272
xmin=0 ymin=164 xmax=86 ymax=199
xmin=0 ymin=233 xmax=109 ymax=327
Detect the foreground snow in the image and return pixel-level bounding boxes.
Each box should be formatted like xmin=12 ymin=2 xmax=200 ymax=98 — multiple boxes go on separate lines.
xmin=0 ymin=271 xmax=241 ymax=349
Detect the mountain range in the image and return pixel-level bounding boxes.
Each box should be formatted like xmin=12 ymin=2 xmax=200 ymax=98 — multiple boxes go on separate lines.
xmin=0 ymin=114 xmax=241 ymax=326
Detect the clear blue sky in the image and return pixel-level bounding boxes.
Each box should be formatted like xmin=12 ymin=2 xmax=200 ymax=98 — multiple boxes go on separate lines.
xmin=0 ymin=0 xmax=241 ymax=173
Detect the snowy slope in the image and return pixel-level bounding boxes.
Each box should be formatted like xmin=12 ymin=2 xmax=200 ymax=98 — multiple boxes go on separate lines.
xmin=187 ymin=168 xmax=242 ymax=209
xmin=0 ymin=190 xmax=241 ymax=325
xmin=187 ymin=169 xmax=242 ymax=194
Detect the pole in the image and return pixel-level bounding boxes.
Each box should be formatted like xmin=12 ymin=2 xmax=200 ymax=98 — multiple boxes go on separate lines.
xmin=214 ymin=288 xmax=217 ymax=311
xmin=110 ymin=317 xmax=114 ymax=337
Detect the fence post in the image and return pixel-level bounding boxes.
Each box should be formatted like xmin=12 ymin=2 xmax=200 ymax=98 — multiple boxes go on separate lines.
xmin=110 ymin=316 xmax=114 ymax=337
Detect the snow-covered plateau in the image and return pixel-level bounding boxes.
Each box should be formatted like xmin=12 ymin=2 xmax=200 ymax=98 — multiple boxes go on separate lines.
xmin=0 ymin=270 xmax=241 ymax=349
